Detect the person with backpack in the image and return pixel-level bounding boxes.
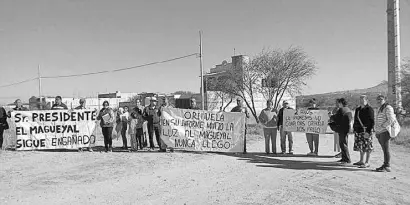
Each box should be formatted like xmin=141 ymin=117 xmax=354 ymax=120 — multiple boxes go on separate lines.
xmin=375 ymin=95 xmax=400 ymax=172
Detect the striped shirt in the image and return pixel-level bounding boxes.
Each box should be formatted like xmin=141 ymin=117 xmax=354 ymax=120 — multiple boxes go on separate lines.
xmin=375 ymin=103 xmax=395 ymax=134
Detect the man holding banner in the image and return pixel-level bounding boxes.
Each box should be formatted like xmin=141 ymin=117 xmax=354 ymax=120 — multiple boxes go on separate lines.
xmin=75 ymin=98 xmax=94 ymax=152
xmin=277 ymin=100 xmax=294 ymax=155
xmin=306 ymin=99 xmax=320 ymax=156
xmin=231 ymin=98 xmax=250 ymax=154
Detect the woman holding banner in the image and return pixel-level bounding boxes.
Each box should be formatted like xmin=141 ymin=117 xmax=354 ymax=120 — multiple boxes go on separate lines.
xmin=97 ymin=101 xmax=115 ymax=152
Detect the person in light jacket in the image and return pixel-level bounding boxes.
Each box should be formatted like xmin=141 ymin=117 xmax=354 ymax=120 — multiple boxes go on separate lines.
xmin=258 ymin=100 xmax=278 ymax=155
xmin=97 ymin=100 xmax=115 ymax=152
xmin=374 ymin=95 xmax=395 ymax=172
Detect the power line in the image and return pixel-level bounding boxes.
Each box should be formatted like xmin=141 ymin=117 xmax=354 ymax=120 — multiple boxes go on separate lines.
xmin=0 ymin=77 xmax=37 ymax=88
xmin=42 ymin=53 xmax=199 ymax=79
xmin=0 ymin=53 xmax=199 ymax=88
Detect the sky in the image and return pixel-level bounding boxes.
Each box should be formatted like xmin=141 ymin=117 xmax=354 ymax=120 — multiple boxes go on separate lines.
xmin=0 ymin=0 xmax=409 ymax=104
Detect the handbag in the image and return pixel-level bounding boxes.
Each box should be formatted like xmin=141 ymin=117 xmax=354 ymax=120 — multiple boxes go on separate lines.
xmin=386 ymin=114 xmax=401 ymax=138
xmin=356 ymin=109 xmax=373 ymax=139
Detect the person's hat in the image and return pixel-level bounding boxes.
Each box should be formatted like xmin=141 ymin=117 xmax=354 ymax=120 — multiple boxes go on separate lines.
xmin=151 ymin=97 xmax=158 ymax=101
xmin=283 ymin=100 xmax=289 ymax=104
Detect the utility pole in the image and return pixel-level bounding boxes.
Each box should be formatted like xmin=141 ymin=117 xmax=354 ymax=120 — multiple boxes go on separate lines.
xmin=387 ymin=0 xmax=402 ymax=113
xmin=38 ymin=65 xmax=42 ymax=109
xmin=199 ymin=31 xmax=205 ymax=110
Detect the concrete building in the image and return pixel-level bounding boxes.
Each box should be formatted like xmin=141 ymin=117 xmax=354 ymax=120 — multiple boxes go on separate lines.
xmin=204 ymin=55 xmax=295 ymax=122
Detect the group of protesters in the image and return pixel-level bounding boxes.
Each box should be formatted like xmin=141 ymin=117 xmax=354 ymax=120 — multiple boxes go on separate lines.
xmin=258 ymin=94 xmax=398 ymax=172
xmin=0 ymin=94 xmax=399 ymax=172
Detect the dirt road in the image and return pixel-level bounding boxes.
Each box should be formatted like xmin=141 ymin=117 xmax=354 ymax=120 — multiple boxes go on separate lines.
xmin=1 ymin=132 xmax=410 ymax=205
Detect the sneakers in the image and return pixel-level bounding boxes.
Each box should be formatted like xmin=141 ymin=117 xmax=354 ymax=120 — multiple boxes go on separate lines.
xmin=376 ymin=165 xmax=391 ymax=172
xmin=288 ymin=152 xmax=294 ymax=155
xmin=353 ymin=161 xmax=365 ymax=166
xmin=307 ymin=152 xmax=315 ymax=156
xmin=334 ymin=153 xmax=342 ymax=158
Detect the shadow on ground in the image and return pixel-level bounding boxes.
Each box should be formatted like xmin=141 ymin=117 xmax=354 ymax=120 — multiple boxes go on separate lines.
xmin=215 ymin=152 xmax=372 ymax=172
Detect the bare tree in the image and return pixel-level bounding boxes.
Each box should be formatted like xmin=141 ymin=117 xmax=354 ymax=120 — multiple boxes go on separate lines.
xmin=206 ymin=76 xmax=235 ymax=111
xmin=400 ymin=59 xmax=410 ymax=119
xmin=207 ymin=47 xmax=317 ymax=123
xmin=256 ymin=47 xmax=317 ymax=110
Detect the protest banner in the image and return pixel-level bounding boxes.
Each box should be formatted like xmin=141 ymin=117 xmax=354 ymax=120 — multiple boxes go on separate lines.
xmin=160 ymin=108 xmax=245 ymax=152
xmin=12 ymin=110 xmax=98 ymax=150
xmin=283 ymin=108 xmax=329 ymax=134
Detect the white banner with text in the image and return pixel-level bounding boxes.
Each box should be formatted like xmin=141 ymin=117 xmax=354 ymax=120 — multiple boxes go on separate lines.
xmin=12 ymin=110 xmax=98 ymax=150
xmin=160 ymin=108 xmax=245 ymax=152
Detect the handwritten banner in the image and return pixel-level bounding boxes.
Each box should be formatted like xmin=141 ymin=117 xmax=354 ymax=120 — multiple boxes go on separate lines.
xmin=283 ymin=109 xmax=329 ymax=134
xmin=160 ymin=108 xmax=245 ymax=152
xmin=12 ymin=110 xmax=98 ymax=150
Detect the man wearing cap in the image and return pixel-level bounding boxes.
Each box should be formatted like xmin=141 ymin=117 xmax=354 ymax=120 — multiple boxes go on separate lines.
xmin=188 ymin=97 xmax=200 ymax=110
xmin=306 ymin=98 xmax=320 ymax=156
xmin=277 ymin=100 xmax=294 ymax=154
xmin=143 ymin=97 xmax=162 ymax=151
xmin=74 ymin=98 xmax=94 ymax=152
xmin=231 ymin=98 xmax=250 ymax=153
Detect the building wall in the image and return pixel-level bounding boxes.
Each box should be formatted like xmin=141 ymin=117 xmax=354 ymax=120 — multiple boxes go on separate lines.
xmin=205 ymin=55 xmax=295 ymax=123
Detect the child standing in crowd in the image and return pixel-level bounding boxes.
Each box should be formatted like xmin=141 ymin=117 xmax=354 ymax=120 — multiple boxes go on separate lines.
xmin=120 ymin=106 xmax=130 ymax=149
xmin=131 ymin=107 xmax=145 ymax=150
xmin=128 ymin=115 xmax=137 ymax=151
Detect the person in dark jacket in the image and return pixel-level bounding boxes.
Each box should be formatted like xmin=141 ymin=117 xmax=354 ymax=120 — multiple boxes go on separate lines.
xmin=352 ymin=95 xmax=375 ymax=168
xmin=277 ymin=100 xmax=294 ymax=154
xmin=51 ymin=96 xmax=68 ymax=110
xmin=0 ymin=106 xmax=9 ymax=150
xmin=143 ymin=97 xmax=161 ymax=151
xmin=96 ymin=100 xmax=115 ymax=152
xmin=332 ymin=98 xmax=353 ymax=164
xmin=306 ymin=98 xmax=320 ymax=156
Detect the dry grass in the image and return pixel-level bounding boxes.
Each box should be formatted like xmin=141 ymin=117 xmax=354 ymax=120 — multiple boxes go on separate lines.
xmin=392 ymin=125 xmax=410 ymax=148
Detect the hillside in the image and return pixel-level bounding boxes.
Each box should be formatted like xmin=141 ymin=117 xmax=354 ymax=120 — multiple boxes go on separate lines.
xmin=296 ymin=81 xmax=388 ymax=109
